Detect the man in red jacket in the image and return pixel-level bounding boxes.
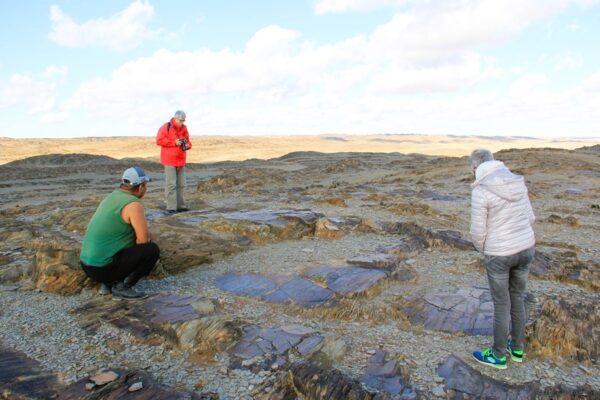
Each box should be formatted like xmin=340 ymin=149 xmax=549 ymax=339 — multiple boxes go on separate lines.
xmin=156 ymin=110 xmax=192 ymax=213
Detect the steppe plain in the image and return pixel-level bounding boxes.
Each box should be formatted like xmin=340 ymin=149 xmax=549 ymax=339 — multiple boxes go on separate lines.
xmin=0 ymin=134 xmax=599 ymax=400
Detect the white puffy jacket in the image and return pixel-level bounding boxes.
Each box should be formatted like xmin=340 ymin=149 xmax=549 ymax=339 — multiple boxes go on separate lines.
xmin=470 ymin=160 xmax=535 ymax=256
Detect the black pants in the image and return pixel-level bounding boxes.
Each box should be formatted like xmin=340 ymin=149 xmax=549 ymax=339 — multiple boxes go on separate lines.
xmin=81 ymin=242 xmax=160 ymax=286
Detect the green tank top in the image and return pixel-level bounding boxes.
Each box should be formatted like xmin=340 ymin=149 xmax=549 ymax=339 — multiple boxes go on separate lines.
xmin=80 ymin=190 xmax=139 ymax=267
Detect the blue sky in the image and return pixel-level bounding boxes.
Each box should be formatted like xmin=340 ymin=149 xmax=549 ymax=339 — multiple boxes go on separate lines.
xmin=1 ymin=0 xmax=600 ymax=138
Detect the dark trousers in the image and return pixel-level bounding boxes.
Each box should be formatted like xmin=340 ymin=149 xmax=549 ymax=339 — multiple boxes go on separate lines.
xmin=81 ymin=242 xmax=160 ymax=286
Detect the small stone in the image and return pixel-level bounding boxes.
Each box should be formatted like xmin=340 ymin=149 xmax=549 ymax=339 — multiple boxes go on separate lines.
xmin=195 ymin=378 xmax=208 ymax=389
xmin=366 ymin=349 xmax=377 ymax=355
xmin=434 ymin=376 xmax=444 ymax=383
xmin=432 ymin=385 xmax=445 ymax=397
xmin=271 ymin=362 xmax=279 ymax=370
xmin=128 ymin=382 xmax=143 ymax=392
xmin=85 ymin=383 xmax=95 ymax=391
xmin=301 ymin=248 xmax=314 ymax=253
xmin=90 ymin=371 xmax=119 ymax=385
xmin=579 ymin=365 xmax=592 ymax=375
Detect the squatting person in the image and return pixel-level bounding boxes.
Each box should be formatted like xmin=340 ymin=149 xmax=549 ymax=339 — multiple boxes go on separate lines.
xmin=469 ymin=149 xmax=536 ymax=369
xmin=80 ymin=166 xmax=160 ymax=299
xmin=156 ymin=110 xmax=192 ymax=213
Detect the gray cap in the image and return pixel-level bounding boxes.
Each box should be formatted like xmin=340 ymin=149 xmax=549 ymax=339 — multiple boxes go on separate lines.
xmin=122 ymin=166 xmax=150 ymax=186
xmin=174 ymin=110 xmax=186 ymax=120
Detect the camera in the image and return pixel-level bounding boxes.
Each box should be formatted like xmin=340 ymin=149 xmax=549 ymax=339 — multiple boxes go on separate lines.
xmin=179 ymin=138 xmax=190 ymax=151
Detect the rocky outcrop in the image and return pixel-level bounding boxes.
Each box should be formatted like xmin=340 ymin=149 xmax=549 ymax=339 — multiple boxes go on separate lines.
xmin=381 ymin=222 xmax=473 ymax=251
xmin=216 ymin=273 xmax=334 ymax=308
xmin=527 ymin=294 xmax=599 ymax=364
xmin=151 ymin=219 xmax=250 ymax=273
xmin=401 ymin=287 xmax=495 ymax=335
xmin=530 ymin=250 xmax=599 ymax=291
xmin=437 ymin=354 xmax=540 ymax=399
xmin=193 ymin=210 xmax=321 ymax=244
xmin=437 ymin=354 xmax=600 ymax=399
xmin=359 ymin=350 xmax=417 ymax=398
xmin=59 ymin=369 xmax=214 ymax=399
xmin=257 ymin=361 xmax=415 ymax=400
xmin=314 ymin=217 xmax=345 ymax=239
xmin=0 ymin=345 xmax=64 ymax=400
xmin=305 ymin=266 xmax=388 ymax=298
xmin=32 ymin=241 xmax=89 ymax=295
xmin=76 ymin=294 xmax=240 ymax=360
xmin=230 ymin=325 xmax=348 ymax=371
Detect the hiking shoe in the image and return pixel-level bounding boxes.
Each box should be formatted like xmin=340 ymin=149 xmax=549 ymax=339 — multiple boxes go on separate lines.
xmin=111 ymin=282 xmax=147 ymax=300
xmin=177 ymin=207 xmax=189 ymax=212
xmin=98 ymin=283 xmax=111 ymax=295
xmin=472 ymin=348 xmax=507 ymax=370
xmin=165 ymin=209 xmax=178 ymax=215
xmin=507 ymin=340 xmax=525 ymax=363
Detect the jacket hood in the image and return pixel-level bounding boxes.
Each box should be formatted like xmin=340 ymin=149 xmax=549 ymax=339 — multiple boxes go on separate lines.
xmin=472 ymin=160 xmax=527 ymax=202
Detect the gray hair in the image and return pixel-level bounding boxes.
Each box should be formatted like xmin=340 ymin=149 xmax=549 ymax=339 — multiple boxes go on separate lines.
xmin=470 ymin=148 xmax=494 ymax=170
xmin=174 ymin=110 xmax=186 ymax=120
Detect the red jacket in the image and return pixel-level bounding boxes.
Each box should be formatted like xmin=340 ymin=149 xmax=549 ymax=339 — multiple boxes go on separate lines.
xmin=156 ymin=118 xmax=192 ymax=167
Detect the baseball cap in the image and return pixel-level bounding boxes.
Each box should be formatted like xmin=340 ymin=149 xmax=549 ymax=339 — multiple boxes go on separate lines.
xmin=122 ymin=166 xmax=150 ymax=186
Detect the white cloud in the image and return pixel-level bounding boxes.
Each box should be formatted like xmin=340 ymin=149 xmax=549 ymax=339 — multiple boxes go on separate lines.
xmin=584 ymin=71 xmax=600 ymax=91
xmin=42 ymin=65 xmax=68 ymax=79
xmin=369 ymin=53 xmax=486 ymax=93
xmin=37 ymin=0 xmax=600 ymax=138
xmin=315 ymin=0 xmax=409 ymax=15
xmin=0 ymin=73 xmax=58 ymax=113
xmin=509 ymin=73 xmax=548 ymax=97
xmin=554 ymin=53 xmax=583 ymax=70
xmin=48 ymin=0 xmax=158 ymax=51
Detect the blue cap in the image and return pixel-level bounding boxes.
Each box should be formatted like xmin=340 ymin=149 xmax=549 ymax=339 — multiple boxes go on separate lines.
xmin=122 ymin=166 xmax=150 ymax=186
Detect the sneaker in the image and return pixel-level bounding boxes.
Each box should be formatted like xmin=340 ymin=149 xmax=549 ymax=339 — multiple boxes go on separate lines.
xmin=177 ymin=207 xmax=190 ymax=212
xmin=111 ymin=282 xmax=147 ymax=300
xmin=507 ymin=340 xmax=525 ymax=363
xmin=472 ymin=348 xmax=507 ymax=370
xmin=98 ymin=283 xmax=111 ymax=295
xmin=165 ymin=209 xmax=178 ymax=214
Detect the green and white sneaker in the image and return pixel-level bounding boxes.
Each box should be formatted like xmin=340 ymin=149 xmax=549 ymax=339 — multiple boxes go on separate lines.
xmin=472 ymin=347 xmax=507 ymax=370
xmin=507 ymin=340 xmax=525 ymax=363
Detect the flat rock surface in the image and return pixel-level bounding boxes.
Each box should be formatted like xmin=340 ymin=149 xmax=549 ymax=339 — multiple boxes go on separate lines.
xmin=216 ymin=273 xmax=334 ymax=307
xmin=0 ymin=346 xmax=64 ymax=399
xmin=401 ymin=287 xmax=495 ymax=335
xmin=359 ymin=350 xmax=417 ymax=398
xmin=437 ymin=354 xmax=540 ymax=399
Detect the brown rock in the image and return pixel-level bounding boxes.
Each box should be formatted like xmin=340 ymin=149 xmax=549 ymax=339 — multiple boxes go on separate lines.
xmin=314 ymin=217 xmax=344 ymax=240
xmin=527 ymin=294 xmax=599 ymax=363
xmin=531 ymin=250 xmax=600 ymax=291
xmin=32 ymin=245 xmax=89 ymax=295
xmin=257 ymin=361 xmax=411 ymax=400
xmin=89 ymin=371 xmax=120 ymax=385
xmin=76 ymin=294 xmax=240 ymax=361
xmin=59 ymin=369 xmax=211 ymax=399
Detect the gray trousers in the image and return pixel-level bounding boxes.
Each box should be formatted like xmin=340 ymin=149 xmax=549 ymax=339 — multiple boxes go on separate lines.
xmin=485 ymin=246 xmax=535 ymax=357
xmin=164 ymin=165 xmax=186 ymax=211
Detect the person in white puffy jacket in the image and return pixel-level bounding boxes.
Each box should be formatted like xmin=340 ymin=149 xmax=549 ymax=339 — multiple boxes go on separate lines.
xmin=469 ymin=149 xmax=535 ymax=370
